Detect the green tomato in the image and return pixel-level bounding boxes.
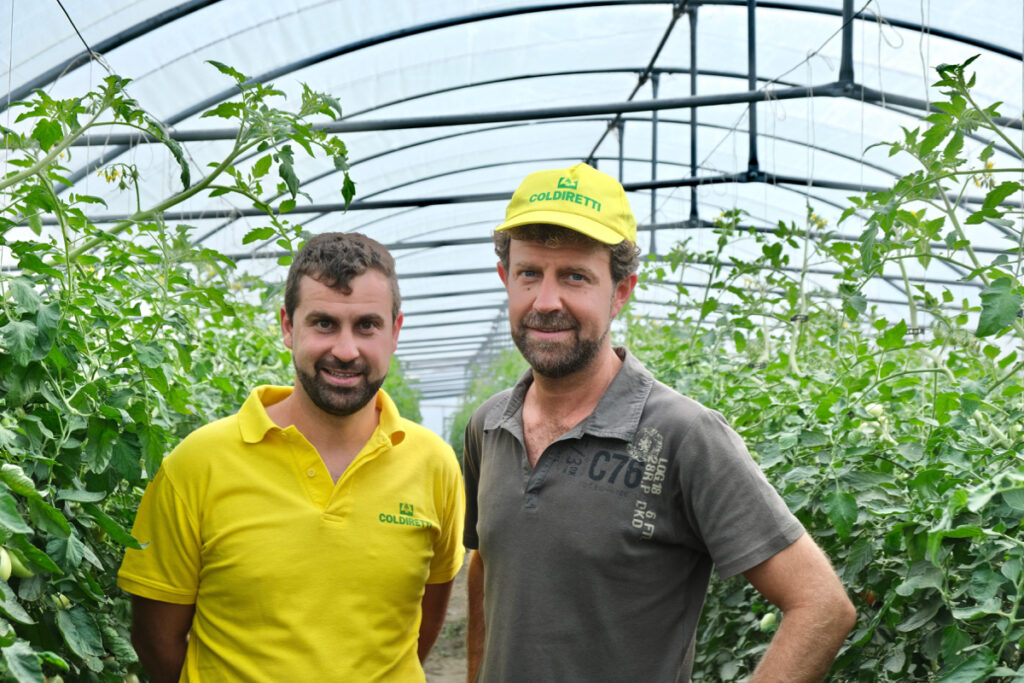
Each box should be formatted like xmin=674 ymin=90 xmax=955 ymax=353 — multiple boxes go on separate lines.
xmin=865 ymin=403 xmax=884 ymax=418
xmin=8 ymin=551 xmax=33 ymax=578
xmin=49 ymin=593 xmax=71 ymax=611
xmin=758 ymin=612 xmax=777 ymax=631
xmin=0 ymin=548 xmax=11 ymax=582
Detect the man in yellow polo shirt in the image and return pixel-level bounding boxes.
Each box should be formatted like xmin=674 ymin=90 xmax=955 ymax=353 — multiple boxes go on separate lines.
xmin=118 ymin=232 xmax=465 ymax=682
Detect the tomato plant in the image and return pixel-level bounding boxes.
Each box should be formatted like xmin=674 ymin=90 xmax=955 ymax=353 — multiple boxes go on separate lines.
xmin=627 ymin=58 xmax=1024 ymax=682
xmin=0 ymin=64 xmax=416 ymax=681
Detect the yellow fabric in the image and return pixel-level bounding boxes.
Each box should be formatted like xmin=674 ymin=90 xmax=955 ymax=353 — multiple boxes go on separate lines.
xmin=495 ymin=162 xmax=637 ymax=244
xmin=118 ymin=386 xmax=466 ymax=682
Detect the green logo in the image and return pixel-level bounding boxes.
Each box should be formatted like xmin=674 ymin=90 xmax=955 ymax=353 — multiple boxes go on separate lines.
xmin=379 ymin=502 xmax=431 ymax=529
xmin=557 ymin=176 xmax=578 ymax=190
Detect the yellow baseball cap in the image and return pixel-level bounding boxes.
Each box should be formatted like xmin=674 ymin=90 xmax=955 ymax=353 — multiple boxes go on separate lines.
xmin=495 ymin=163 xmax=637 ymax=245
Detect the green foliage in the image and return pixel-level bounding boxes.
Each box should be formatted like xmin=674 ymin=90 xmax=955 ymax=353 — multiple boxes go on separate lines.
xmin=0 ymin=64 xmax=378 ymax=681
xmin=383 ymin=357 xmax=423 ymax=423
xmin=447 ymin=349 xmax=529 ymax=459
xmin=630 ymin=58 xmax=1024 ymax=681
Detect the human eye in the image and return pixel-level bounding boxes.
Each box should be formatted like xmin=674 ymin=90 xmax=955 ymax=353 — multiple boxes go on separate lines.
xmin=357 ymin=317 xmax=383 ymax=333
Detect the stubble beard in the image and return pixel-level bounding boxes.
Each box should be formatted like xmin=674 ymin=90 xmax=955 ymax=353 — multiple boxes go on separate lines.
xmin=511 ymin=310 xmax=607 ymax=379
xmin=295 ymin=357 xmax=385 ymax=417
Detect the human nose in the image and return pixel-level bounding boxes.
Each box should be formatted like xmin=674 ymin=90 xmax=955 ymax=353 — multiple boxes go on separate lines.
xmin=531 ymin=275 xmax=562 ymax=313
xmin=330 ymin=328 xmax=360 ymax=362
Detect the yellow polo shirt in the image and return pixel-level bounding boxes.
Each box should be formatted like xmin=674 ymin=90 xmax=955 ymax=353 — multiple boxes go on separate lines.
xmin=118 ymin=386 xmax=465 ymax=682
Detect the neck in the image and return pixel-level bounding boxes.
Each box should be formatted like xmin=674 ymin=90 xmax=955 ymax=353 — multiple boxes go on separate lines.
xmin=528 ymin=344 xmax=622 ymax=417
xmin=267 ymin=385 xmax=380 ymax=454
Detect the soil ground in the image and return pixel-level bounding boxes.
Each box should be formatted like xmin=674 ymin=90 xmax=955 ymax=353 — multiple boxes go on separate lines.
xmin=424 ymin=555 xmax=469 ymax=683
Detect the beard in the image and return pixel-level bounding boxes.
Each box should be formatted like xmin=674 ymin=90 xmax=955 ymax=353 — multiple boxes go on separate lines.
xmin=295 ymin=357 xmax=385 ymax=417
xmin=511 ymin=310 xmax=607 ymax=379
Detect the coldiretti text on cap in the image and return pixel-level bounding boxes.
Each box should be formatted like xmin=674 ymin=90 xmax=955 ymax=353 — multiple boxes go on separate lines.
xmin=528 ymin=190 xmax=602 ymax=211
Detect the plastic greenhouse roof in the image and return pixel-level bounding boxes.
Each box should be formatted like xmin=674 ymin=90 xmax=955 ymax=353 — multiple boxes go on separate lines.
xmin=3 ymin=0 xmax=1023 ymax=427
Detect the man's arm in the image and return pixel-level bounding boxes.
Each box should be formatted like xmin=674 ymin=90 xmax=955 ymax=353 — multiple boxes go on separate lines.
xmin=743 ymin=533 xmax=856 ymax=682
xmin=130 ymin=595 xmax=195 ymax=683
xmin=466 ymin=550 xmax=485 ymax=683
xmin=419 ymin=579 xmax=456 ymax=662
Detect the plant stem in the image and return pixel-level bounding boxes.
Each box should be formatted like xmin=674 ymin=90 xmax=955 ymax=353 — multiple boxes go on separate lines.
xmin=982 ymin=358 xmax=1024 ymax=399
xmin=37 ymin=173 xmax=74 ymax=298
xmin=897 ymin=256 xmax=918 ymax=330
xmin=0 ymin=108 xmax=106 ymax=192
xmin=66 ymin=139 xmax=249 ymax=260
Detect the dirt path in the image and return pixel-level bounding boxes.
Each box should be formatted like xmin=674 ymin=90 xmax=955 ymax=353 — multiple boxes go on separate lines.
xmin=424 ymin=556 xmax=469 ymax=683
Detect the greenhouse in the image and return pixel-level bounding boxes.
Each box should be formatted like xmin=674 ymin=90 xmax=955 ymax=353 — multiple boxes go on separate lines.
xmin=2 ymin=0 xmax=1023 ymax=680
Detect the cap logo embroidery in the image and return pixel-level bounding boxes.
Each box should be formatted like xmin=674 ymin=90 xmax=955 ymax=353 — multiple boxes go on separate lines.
xmin=495 ymin=162 xmax=636 ymax=244
xmin=527 ymin=188 xmax=602 ymax=212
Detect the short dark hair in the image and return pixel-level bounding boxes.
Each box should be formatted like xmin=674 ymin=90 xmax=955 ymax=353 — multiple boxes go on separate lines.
xmin=493 ymin=224 xmax=640 ymax=283
xmin=284 ymin=232 xmax=400 ymax=321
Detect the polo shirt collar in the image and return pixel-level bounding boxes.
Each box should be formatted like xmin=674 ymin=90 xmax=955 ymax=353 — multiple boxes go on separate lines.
xmin=491 ymin=347 xmax=654 ymax=443
xmin=239 ymin=385 xmax=292 ymax=443
xmin=372 ymin=388 xmax=407 ymax=448
xmin=237 ymin=385 xmax=407 ymax=447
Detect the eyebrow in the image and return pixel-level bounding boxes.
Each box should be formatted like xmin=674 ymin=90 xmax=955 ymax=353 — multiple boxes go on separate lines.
xmin=304 ymin=311 xmax=386 ymax=325
xmin=304 ymin=310 xmax=337 ymax=323
xmin=512 ymin=260 xmax=599 ymax=277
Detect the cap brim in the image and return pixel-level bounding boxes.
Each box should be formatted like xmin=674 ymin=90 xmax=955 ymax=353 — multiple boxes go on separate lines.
xmin=495 ymin=210 xmax=626 ymax=245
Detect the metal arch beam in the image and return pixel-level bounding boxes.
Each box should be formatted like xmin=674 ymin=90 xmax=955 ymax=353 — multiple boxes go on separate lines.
xmin=698 ymin=0 xmax=1023 ymax=61
xmin=65 ymin=84 xmax=826 ymax=147
xmin=341 ymin=67 xmax=803 ymax=121
xmin=402 ymin=287 xmax=507 ymax=303
xmin=59 ymin=78 xmax=1020 ymax=149
xmin=1 ymin=0 xmax=223 ymax=113
xmin=402 ymin=317 xmax=503 ymax=331
xmin=397 ymin=338 xmax=494 ymax=350
xmin=45 ymin=167 xmax=1008 ymax=229
xmin=400 ymin=303 xmax=506 ymax=317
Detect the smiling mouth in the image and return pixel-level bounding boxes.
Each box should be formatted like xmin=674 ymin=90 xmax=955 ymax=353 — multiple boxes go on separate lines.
xmin=318 ymin=365 xmax=365 ymax=384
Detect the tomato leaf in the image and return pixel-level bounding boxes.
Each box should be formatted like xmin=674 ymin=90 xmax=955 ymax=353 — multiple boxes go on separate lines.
xmin=825 ymin=490 xmax=858 ymax=539
xmin=976 ymin=277 xmax=1022 ymax=337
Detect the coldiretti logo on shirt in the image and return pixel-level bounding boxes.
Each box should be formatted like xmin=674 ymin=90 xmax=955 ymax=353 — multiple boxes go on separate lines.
xmin=380 ymin=503 xmax=432 ymax=528
xmin=529 ymin=176 xmax=601 ymax=211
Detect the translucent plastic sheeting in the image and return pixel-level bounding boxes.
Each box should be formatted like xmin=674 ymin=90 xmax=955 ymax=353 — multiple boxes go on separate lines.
xmin=2 ymin=0 xmax=1022 ymax=421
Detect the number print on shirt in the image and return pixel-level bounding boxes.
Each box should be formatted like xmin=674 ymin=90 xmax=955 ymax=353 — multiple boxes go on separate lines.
xmin=588 ymin=451 xmax=643 ymax=487
xmin=628 ymin=428 xmax=666 ymax=541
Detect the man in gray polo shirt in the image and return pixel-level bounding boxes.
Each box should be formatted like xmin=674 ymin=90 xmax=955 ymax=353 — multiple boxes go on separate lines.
xmin=463 ymin=163 xmax=856 ymax=682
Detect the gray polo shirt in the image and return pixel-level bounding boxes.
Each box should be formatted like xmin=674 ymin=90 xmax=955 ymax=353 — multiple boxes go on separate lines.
xmin=463 ymin=349 xmax=804 ymax=683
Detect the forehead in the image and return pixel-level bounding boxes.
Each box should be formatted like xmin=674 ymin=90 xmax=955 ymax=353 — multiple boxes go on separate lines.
xmin=509 ymin=238 xmax=611 ymax=271
xmin=295 ymin=272 xmax=393 ymax=315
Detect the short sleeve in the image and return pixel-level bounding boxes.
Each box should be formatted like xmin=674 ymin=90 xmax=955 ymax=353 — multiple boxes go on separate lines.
xmin=679 ymin=408 xmax=804 ymax=579
xmin=427 ymin=450 xmax=467 ymax=584
xmin=117 ymin=465 xmax=201 ymax=604
xmin=461 ymin=411 xmax=483 ymax=550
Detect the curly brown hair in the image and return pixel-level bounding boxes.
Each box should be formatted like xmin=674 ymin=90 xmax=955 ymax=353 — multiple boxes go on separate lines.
xmin=284 ymin=232 xmax=400 ymax=321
